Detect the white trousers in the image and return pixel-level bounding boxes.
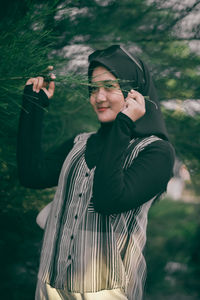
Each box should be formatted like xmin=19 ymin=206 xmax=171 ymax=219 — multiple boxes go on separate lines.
xmin=35 ymin=280 xmax=128 ymax=300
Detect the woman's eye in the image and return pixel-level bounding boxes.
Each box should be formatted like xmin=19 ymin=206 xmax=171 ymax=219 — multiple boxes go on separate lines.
xmin=90 ymin=81 xmax=118 ymax=93
xmin=104 ymin=82 xmax=119 ymax=91
xmin=90 ymin=85 xmax=99 ymax=93
xmin=104 ymin=83 xmax=114 ymax=89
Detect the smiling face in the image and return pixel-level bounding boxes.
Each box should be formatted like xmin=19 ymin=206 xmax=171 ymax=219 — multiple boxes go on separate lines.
xmin=90 ymin=66 xmax=125 ymax=123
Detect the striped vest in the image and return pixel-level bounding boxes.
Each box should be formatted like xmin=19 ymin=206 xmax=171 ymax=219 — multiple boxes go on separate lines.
xmin=38 ymin=133 xmax=161 ymax=300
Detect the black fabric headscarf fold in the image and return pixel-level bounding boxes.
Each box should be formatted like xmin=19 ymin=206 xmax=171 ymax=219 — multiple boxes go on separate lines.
xmin=88 ymin=45 xmax=169 ymax=141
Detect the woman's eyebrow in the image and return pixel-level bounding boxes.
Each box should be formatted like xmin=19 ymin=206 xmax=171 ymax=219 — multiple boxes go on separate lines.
xmin=91 ymin=79 xmax=118 ymax=84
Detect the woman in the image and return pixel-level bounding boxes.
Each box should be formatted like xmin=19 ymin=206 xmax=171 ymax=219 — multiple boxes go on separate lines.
xmin=17 ymin=45 xmax=175 ymax=300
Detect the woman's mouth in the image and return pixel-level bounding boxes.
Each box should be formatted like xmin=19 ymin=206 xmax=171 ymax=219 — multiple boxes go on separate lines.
xmin=97 ymin=107 xmax=109 ymax=112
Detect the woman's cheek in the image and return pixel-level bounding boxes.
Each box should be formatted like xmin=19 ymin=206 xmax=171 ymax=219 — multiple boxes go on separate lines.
xmin=89 ymin=96 xmax=95 ymax=109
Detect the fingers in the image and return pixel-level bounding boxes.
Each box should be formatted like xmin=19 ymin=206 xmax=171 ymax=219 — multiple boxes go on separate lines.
xmin=25 ymin=67 xmax=56 ymax=99
xmin=48 ymin=80 xmax=55 ymax=96
xmin=43 ymin=73 xmax=56 ymax=98
xmin=36 ymin=77 xmax=44 ymax=93
xmin=126 ymin=89 xmax=145 ymax=105
xmin=122 ymin=89 xmax=146 ymax=122
xmin=125 ymin=89 xmax=145 ymax=112
xmin=47 ymin=65 xmax=54 ymax=71
xmin=25 ymin=76 xmax=44 ymax=92
xmin=42 ymin=80 xmax=55 ymax=99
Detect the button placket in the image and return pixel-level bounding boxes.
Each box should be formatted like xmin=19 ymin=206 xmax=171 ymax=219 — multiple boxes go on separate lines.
xmin=73 ymin=173 xmax=88 ymax=222
xmin=68 ymin=194 xmax=81 ymax=258
xmin=67 ymin=232 xmax=75 ymax=261
xmin=67 ymin=168 xmax=91 ymax=263
xmin=67 ymin=189 xmax=84 ymax=261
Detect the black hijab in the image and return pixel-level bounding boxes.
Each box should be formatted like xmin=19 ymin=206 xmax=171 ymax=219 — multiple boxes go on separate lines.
xmin=88 ymin=45 xmax=169 ymax=141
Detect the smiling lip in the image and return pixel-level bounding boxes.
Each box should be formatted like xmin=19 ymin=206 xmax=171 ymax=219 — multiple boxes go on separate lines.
xmin=97 ymin=107 xmax=109 ymax=112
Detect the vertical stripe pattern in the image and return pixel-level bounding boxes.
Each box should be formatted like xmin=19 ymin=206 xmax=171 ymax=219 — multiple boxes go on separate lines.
xmin=38 ymin=134 xmax=161 ymax=300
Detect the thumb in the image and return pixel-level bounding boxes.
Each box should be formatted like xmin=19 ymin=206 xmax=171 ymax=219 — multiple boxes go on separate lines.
xmin=42 ymin=74 xmax=55 ymax=99
xmin=48 ymin=80 xmax=55 ymax=98
xmin=42 ymin=81 xmax=55 ymax=99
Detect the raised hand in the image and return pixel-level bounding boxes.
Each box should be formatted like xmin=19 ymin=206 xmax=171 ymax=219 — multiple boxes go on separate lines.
xmin=121 ymin=89 xmax=146 ymax=122
xmin=25 ymin=66 xmax=56 ymax=99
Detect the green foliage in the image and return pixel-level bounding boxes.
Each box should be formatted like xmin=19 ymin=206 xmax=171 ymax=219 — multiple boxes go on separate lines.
xmin=0 ymin=2 xmax=99 ymax=214
xmin=0 ymin=1 xmax=200 ymax=298
xmin=163 ymin=108 xmax=200 ymax=194
xmin=145 ymin=198 xmax=200 ymax=298
xmin=0 ymin=1 xmax=59 ymax=216
xmin=0 ymin=1 xmax=58 ymax=161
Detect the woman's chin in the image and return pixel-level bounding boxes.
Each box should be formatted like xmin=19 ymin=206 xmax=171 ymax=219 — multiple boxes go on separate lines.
xmin=98 ymin=116 xmax=115 ymax=123
xmin=97 ymin=112 xmax=117 ymax=123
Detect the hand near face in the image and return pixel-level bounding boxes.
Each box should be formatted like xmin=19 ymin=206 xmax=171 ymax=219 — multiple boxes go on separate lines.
xmin=25 ymin=66 xmax=56 ymax=99
xmin=121 ymin=89 xmax=146 ymax=122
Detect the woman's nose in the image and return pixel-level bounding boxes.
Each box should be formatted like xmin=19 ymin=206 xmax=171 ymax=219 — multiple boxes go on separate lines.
xmin=95 ymin=88 xmax=107 ymax=102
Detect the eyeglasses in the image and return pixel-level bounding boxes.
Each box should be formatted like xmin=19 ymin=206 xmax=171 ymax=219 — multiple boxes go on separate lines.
xmin=88 ymin=44 xmax=143 ymax=73
xmin=88 ymin=45 xmax=159 ymax=110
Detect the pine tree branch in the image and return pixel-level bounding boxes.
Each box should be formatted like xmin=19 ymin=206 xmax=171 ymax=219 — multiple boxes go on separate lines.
xmin=163 ymin=0 xmax=200 ymax=32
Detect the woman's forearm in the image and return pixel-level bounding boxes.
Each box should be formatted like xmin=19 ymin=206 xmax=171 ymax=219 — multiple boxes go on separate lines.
xmin=17 ymin=85 xmax=73 ymax=189
xmin=92 ymin=113 xmax=175 ymax=214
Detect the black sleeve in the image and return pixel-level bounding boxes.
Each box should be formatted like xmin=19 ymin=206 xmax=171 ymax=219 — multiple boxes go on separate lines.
xmin=17 ymin=84 xmax=74 ymax=189
xmin=92 ymin=112 xmax=175 ymax=214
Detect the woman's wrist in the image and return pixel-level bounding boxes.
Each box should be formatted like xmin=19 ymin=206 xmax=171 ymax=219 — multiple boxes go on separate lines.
xmin=23 ymin=84 xmax=50 ymax=108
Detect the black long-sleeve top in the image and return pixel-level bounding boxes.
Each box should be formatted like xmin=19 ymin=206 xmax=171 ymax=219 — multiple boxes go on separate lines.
xmin=17 ymin=85 xmax=175 ymax=214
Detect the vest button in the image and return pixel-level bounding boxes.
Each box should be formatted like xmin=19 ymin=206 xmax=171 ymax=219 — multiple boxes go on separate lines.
xmin=79 ymin=193 xmax=82 ymax=197
xmin=74 ymin=215 xmax=78 ymax=219
xmin=68 ymin=255 xmax=71 ymax=260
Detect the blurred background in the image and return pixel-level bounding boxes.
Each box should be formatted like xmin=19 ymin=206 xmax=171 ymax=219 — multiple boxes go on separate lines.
xmin=0 ymin=0 xmax=199 ymax=299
